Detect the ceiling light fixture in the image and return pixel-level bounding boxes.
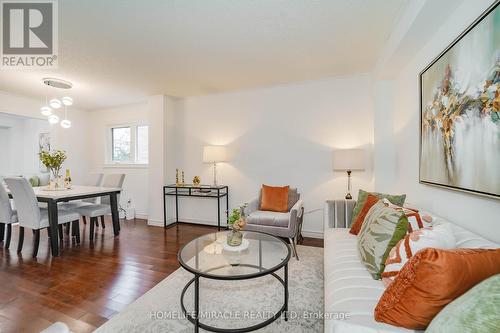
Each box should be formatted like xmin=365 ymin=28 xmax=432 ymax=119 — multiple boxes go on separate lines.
xmin=41 ymin=78 xmax=74 ymax=129
xmin=40 ymin=106 xmax=52 ymax=116
xmin=48 ymin=114 xmax=60 ymax=124
xmin=61 ymin=96 xmax=73 ymax=106
xmin=49 ymin=98 xmax=62 ymax=109
xmin=60 ymin=119 xmax=71 ymax=128
xmin=60 ymin=105 xmax=72 ymax=129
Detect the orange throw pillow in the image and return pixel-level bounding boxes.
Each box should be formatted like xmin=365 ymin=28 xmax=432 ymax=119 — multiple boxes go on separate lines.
xmin=375 ymin=248 xmax=500 ymax=330
xmin=260 ymin=185 xmax=289 ymax=212
xmin=349 ymin=194 xmax=379 ymax=235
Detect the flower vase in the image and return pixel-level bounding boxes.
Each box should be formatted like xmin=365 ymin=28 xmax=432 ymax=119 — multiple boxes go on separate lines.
xmin=49 ymin=172 xmax=63 ymax=190
xmin=227 ymin=229 xmax=243 ymax=247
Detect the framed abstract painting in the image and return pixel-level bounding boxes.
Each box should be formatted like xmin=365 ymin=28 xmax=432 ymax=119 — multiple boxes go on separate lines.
xmin=420 ymin=1 xmax=500 ymax=199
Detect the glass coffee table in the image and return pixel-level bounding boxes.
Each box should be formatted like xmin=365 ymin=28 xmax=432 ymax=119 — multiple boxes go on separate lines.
xmin=178 ymin=230 xmax=291 ymax=332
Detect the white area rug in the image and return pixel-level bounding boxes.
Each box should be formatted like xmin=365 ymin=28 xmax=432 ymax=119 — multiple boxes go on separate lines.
xmin=96 ymin=246 xmax=324 ymax=332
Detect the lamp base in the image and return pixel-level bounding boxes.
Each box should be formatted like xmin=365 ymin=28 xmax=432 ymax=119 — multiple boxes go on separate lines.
xmin=345 ymin=193 xmax=352 ymax=200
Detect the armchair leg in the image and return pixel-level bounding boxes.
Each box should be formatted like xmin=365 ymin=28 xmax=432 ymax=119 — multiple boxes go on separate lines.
xmin=288 ymin=237 xmax=299 ymax=260
xmin=294 ymin=235 xmax=299 ymax=260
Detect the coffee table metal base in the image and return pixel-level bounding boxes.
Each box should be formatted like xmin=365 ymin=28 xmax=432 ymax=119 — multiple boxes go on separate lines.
xmin=180 ymin=263 xmax=289 ymax=333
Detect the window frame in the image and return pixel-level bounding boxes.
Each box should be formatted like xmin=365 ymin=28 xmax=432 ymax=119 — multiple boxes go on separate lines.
xmin=106 ymin=122 xmax=149 ymax=166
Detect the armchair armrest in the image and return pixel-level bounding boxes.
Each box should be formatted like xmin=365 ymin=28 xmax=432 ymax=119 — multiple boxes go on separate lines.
xmin=289 ymin=199 xmax=304 ymax=235
xmin=245 ymin=198 xmax=259 ymax=215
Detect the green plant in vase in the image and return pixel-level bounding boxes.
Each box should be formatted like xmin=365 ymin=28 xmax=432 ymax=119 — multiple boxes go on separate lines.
xmin=39 ymin=150 xmax=67 ymax=189
xmin=227 ymin=204 xmax=247 ymax=246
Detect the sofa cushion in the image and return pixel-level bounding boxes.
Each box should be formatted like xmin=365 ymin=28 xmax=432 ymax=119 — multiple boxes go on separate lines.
xmin=350 ymin=194 xmax=379 ymax=235
xmin=260 ymin=184 xmax=289 ymax=212
xmin=426 ymin=274 xmax=500 ymax=333
xmin=246 ymin=210 xmax=289 ymax=228
xmin=375 ymin=248 xmax=500 ymax=330
xmin=324 ymin=207 xmax=499 ymax=333
xmin=351 ymin=189 xmax=406 ymax=226
xmin=381 ymin=223 xmax=456 ymax=286
xmin=357 ymin=201 xmax=408 ymax=279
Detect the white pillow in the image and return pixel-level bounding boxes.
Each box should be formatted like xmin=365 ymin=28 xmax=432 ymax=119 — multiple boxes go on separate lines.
xmin=381 ymin=223 xmax=456 ymax=287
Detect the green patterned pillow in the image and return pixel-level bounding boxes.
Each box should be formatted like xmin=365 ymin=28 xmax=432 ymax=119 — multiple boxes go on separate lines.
xmin=28 ymin=176 xmax=40 ymax=187
xmin=357 ymin=201 xmax=408 ymax=279
xmin=427 ymin=274 xmax=500 ymax=333
xmin=351 ymin=189 xmax=406 ymax=226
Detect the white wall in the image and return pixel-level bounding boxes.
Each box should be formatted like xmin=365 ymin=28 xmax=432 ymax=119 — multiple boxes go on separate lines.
xmin=166 ymin=75 xmax=374 ymax=237
xmin=0 ymin=91 xmax=90 ymax=183
xmin=378 ymin=0 xmax=500 ymax=243
xmin=0 ymin=113 xmax=51 ymax=177
xmin=88 ymin=102 xmax=149 ymax=217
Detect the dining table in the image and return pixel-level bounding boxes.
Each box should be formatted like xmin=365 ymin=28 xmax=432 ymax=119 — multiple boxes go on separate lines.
xmin=7 ymin=185 xmax=121 ymax=256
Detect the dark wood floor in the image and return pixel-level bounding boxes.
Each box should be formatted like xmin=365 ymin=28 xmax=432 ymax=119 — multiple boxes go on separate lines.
xmin=0 ymin=218 xmax=322 ymax=333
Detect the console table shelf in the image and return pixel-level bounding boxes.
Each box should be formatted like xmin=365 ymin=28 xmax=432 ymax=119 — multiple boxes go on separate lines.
xmin=163 ymin=184 xmax=229 ymax=230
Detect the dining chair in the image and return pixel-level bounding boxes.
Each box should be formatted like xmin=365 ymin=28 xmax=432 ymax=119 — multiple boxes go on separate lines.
xmin=73 ymin=174 xmax=125 ymax=241
xmin=0 ymin=183 xmax=18 ymax=249
xmin=59 ymin=173 xmax=104 ymax=216
xmin=5 ymin=177 xmax=81 ymax=257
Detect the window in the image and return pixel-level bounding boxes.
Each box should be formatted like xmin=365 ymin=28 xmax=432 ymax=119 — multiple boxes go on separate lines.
xmin=111 ymin=127 xmax=131 ymax=162
xmin=108 ymin=124 xmax=148 ymax=164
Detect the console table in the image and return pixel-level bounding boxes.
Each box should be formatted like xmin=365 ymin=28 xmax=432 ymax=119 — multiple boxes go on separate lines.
xmin=163 ymin=184 xmax=229 ymax=230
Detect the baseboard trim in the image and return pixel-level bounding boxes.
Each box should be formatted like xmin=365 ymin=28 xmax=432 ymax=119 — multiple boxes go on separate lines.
xmin=149 ymin=217 xmax=324 ymax=238
xmin=301 ymin=230 xmax=324 ymax=239
xmin=135 ymin=213 xmax=148 ymax=220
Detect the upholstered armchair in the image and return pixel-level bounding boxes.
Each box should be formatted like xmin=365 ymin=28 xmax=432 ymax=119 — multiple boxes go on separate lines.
xmin=244 ymin=188 xmax=304 ymax=259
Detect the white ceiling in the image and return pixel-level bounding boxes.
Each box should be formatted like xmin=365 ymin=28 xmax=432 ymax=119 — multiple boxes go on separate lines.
xmin=0 ymin=0 xmax=409 ymax=110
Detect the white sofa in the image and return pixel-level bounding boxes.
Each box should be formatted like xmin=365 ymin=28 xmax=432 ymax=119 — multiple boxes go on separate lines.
xmin=323 ymin=200 xmax=499 ymax=333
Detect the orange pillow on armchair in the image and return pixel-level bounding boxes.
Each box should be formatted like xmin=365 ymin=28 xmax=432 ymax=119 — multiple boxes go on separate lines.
xmin=260 ymin=185 xmax=289 ymax=212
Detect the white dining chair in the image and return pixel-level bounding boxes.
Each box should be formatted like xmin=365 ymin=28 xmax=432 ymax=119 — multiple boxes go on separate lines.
xmin=73 ymin=174 xmax=125 ymax=241
xmin=0 ymin=183 xmax=18 ymax=249
xmin=5 ymin=177 xmax=81 ymax=257
xmin=59 ymin=173 xmax=104 ymax=213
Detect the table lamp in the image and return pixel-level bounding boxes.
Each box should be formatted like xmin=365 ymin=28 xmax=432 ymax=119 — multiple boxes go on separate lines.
xmin=203 ymin=145 xmax=227 ymax=186
xmin=333 ymin=148 xmax=365 ymax=199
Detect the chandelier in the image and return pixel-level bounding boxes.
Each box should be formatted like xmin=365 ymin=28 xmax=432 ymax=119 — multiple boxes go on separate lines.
xmin=40 ymin=77 xmax=74 ymax=129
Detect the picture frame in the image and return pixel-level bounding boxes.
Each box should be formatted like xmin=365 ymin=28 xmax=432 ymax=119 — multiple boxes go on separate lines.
xmin=419 ymin=1 xmax=500 ymax=199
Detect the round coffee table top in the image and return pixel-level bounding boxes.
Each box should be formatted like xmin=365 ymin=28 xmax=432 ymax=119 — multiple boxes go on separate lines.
xmin=178 ymin=230 xmax=291 ymax=279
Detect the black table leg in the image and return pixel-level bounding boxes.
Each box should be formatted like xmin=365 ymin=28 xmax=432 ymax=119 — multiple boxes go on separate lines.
xmin=194 ymin=275 xmax=199 ymax=333
xmin=0 ymin=223 xmax=4 ymax=242
xmin=284 ymin=263 xmax=288 ymax=321
xmin=175 ymin=188 xmax=179 ymax=223
xmin=48 ymin=199 xmax=59 ymax=256
xmin=163 ymin=187 xmax=167 ymax=228
xmin=226 ymin=189 xmax=229 ymax=228
xmin=110 ymin=193 xmax=120 ymax=236
xmin=217 ymin=189 xmax=220 ymax=231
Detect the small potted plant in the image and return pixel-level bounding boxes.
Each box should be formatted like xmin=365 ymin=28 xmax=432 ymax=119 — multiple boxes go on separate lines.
xmin=39 ymin=150 xmax=67 ymax=190
xmin=227 ymin=203 xmax=248 ymax=246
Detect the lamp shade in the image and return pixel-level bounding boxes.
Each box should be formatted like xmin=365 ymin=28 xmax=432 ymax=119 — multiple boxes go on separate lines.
xmin=333 ymin=148 xmax=365 ymax=171
xmin=203 ymin=145 xmax=227 ymax=163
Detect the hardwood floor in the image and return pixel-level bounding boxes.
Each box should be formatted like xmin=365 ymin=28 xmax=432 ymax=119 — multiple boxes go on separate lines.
xmin=0 ymin=218 xmax=322 ymax=333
